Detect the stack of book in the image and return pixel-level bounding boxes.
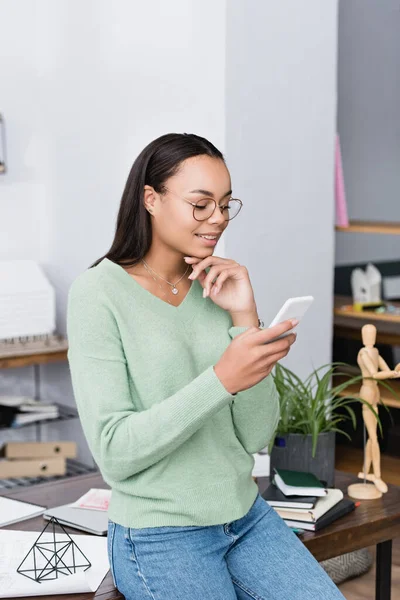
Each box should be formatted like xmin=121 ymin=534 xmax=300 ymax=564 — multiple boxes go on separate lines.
xmin=262 ymin=468 xmax=356 ymax=532
xmin=0 ymin=395 xmax=59 ymax=428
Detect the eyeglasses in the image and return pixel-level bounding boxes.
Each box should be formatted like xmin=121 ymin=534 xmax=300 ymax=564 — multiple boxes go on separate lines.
xmin=162 ymin=187 xmax=243 ymax=222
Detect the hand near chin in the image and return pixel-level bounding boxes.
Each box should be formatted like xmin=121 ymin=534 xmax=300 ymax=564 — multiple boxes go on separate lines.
xmin=184 ymin=255 xmax=257 ymax=314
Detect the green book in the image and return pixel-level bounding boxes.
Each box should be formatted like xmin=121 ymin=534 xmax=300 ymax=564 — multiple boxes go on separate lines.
xmin=273 ymin=468 xmax=328 ymax=497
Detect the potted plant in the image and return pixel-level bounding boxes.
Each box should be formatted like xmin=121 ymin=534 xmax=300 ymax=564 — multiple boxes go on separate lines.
xmin=268 ymin=362 xmax=385 ymax=487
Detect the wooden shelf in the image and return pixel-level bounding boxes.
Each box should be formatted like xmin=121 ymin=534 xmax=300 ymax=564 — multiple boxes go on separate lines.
xmin=335 ymin=375 xmax=400 ymax=409
xmin=334 ymin=324 xmax=400 ymax=346
xmin=334 ymin=296 xmax=400 ymax=324
xmin=0 ymin=336 xmax=68 ymax=369
xmin=335 ymin=220 xmax=400 ymax=235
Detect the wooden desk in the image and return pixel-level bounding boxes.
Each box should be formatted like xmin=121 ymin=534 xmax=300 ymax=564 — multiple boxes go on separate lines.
xmin=2 ymin=471 xmax=400 ymax=600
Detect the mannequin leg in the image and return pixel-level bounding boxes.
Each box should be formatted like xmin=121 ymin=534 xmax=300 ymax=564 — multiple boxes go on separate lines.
xmin=363 ymin=406 xmax=388 ymax=493
xmin=362 ymin=439 xmax=372 ymax=475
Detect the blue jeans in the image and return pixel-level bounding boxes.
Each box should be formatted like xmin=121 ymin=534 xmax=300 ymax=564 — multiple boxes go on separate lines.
xmin=107 ymin=493 xmax=344 ymax=599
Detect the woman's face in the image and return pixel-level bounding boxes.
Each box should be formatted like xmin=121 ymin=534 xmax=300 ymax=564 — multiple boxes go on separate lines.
xmin=147 ymin=155 xmax=231 ymax=257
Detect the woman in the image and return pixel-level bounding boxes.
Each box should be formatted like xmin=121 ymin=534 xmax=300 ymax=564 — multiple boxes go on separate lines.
xmin=67 ymin=133 xmax=344 ymax=599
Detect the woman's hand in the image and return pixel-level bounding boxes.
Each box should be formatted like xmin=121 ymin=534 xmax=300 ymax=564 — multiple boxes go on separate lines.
xmin=214 ymin=320 xmax=297 ymax=394
xmin=184 ymin=255 xmax=256 ymax=315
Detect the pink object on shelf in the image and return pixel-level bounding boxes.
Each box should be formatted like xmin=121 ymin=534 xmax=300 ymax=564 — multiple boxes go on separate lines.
xmin=335 ymin=134 xmax=349 ymax=227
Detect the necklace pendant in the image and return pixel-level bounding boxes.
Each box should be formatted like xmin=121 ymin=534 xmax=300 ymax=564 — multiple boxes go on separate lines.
xmin=171 ymin=287 xmax=179 ymax=295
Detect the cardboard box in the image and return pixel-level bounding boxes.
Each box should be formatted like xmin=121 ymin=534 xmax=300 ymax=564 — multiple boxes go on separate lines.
xmin=3 ymin=441 xmax=76 ymax=459
xmin=0 ymin=457 xmax=66 ymax=478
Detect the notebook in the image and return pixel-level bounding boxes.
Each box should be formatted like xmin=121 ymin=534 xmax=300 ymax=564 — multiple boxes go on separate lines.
xmin=0 ymin=496 xmax=46 ymax=527
xmin=273 ymin=468 xmax=328 ymax=497
xmin=273 ymin=488 xmax=343 ymax=522
xmin=43 ymin=504 xmax=108 ymax=535
xmin=262 ymin=484 xmax=317 ymax=509
xmin=284 ymin=498 xmax=356 ymax=531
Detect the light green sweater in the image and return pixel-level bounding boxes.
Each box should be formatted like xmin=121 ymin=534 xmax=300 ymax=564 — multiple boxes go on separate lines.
xmin=66 ymin=257 xmax=280 ymax=528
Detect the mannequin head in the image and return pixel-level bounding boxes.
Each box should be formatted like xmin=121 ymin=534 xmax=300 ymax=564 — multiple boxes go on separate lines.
xmin=361 ymin=324 xmax=377 ymax=347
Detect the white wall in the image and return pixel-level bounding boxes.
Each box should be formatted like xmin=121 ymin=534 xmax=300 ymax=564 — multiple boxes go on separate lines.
xmin=0 ymin=0 xmax=226 ymax=459
xmin=0 ymin=0 xmax=339 ymax=461
xmin=226 ymin=0 xmax=338 ymax=376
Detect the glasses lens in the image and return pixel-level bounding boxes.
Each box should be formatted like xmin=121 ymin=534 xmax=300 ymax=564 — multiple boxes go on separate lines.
xmin=226 ymin=199 xmax=242 ymax=220
xmin=194 ymin=198 xmax=242 ymax=221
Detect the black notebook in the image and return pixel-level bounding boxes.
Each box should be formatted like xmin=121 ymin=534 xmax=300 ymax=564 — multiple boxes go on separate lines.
xmin=262 ymin=484 xmax=317 ymax=509
xmin=284 ymin=498 xmax=356 ymax=531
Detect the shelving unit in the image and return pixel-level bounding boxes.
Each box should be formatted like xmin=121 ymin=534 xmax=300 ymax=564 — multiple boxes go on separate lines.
xmin=335 ymin=220 xmax=400 ymax=235
xmin=334 ymin=295 xmax=400 ymax=348
xmin=0 ymin=336 xmax=98 ymax=486
xmin=334 ymin=219 xmax=400 ymax=409
xmin=334 ymin=295 xmax=400 ymax=324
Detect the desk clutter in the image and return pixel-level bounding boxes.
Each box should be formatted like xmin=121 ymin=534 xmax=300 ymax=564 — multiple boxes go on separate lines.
xmin=0 ymin=441 xmax=77 ymax=479
xmin=263 ymin=468 xmax=356 ymax=532
xmin=336 ymin=261 xmax=400 ymax=315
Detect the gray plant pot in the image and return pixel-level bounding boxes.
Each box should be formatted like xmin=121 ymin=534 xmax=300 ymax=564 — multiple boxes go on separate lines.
xmin=269 ymin=431 xmax=336 ymax=487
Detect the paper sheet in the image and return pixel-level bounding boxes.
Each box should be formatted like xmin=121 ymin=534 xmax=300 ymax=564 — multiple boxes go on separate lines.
xmin=0 ymin=530 xmax=109 ymax=597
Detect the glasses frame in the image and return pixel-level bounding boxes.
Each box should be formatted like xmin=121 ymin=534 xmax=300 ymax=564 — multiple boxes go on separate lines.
xmin=162 ymin=187 xmax=243 ymax=222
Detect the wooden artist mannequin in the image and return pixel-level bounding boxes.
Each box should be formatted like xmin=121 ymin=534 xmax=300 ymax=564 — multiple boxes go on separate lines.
xmin=348 ymin=324 xmax=400 ymax=500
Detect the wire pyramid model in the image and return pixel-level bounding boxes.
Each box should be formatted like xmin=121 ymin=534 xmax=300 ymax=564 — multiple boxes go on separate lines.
xmin=16 ymin=517 xmax=92 ymax=583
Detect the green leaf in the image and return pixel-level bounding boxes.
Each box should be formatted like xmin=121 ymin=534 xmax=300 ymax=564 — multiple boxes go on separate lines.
xmin=271 ymin=360 xmax=389 ymax=446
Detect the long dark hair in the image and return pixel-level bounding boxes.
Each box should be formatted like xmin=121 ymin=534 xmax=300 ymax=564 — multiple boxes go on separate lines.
xmin=89 ymin=133 xmax=224 ymax=269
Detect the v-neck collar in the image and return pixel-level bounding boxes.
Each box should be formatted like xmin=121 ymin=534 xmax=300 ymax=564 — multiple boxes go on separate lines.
xmin=99 ymin=257 xmax=201 ymax=319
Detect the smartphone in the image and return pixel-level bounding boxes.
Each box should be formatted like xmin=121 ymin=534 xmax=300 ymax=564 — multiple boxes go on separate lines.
xmin=265 ymin=296 xmax=314 ymax=342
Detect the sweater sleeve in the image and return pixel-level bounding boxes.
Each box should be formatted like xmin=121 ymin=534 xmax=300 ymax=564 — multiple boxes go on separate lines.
xmin=227 ymin=326 xmax=280 ymax=454
xmin=66 ymin=277 xmax=235 ymax=483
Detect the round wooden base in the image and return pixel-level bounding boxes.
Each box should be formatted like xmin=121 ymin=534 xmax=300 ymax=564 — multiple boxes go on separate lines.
xmin=347 ymin=482 xmax=382 ymax=500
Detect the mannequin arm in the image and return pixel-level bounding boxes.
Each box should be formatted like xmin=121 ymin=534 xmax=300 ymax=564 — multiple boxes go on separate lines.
xmin=378 ymin=355 xmax=391 ymax=371
xmin=361 ymin=350 xmax=396 ymax=380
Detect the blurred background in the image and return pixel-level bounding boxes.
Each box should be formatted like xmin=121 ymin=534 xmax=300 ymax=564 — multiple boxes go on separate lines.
xmin=1 ymin=0 xmax=400 ymax=531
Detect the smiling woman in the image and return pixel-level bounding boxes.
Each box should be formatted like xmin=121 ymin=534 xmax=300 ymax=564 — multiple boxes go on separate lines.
xmin=89 ymin=133 xmax=231 ymax=275
xmin=67 ymin=133 xmax=345 ymax=600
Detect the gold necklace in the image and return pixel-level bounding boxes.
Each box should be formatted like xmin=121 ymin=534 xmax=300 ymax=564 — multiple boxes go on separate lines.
xmin=142 ymin=260 xmax=190 ymax=293
xmin=141 ymin=259 xmax=190 ymax=295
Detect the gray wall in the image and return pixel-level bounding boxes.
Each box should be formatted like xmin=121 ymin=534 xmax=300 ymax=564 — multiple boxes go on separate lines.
xmin=225 ymin=0 xmax=338 ymax=377
xmin=336 ymin=0 xmax=400 ymax=265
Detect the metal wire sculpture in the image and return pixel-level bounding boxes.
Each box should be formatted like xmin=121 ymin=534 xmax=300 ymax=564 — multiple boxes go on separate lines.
xmin=16 ymin=517 xmax=91 ymax=582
